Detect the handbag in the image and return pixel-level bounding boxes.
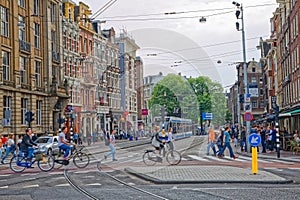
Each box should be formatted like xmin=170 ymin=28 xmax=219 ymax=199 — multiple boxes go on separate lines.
xmin=104 ymin=138 xmax=110 ymax=146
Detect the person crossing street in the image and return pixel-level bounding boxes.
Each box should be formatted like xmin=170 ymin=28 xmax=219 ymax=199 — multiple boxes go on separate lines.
xmin=217 ymin=127 xmax=238 ymax=159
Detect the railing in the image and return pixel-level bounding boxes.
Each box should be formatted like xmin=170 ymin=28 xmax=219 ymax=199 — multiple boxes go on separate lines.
xmin=19 ymin=40 xmax=31 ymax=53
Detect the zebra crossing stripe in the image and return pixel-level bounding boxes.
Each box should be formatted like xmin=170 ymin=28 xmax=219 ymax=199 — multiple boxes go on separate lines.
xmin=237 ymin=155 xmax=271 ymax=163
xmin=187 ymin=155 xmax=210 ymax=162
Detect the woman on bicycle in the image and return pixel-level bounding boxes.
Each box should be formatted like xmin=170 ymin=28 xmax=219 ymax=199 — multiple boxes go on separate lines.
xmin=151 ymin=126 xmax=165 ymax=154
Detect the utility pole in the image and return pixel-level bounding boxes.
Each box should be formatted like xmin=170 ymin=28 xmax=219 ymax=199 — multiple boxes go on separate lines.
xmin=236 ymin=65 xmax=241 ymax=138
xmin=233 ymin=1 xmax=250 ymax=152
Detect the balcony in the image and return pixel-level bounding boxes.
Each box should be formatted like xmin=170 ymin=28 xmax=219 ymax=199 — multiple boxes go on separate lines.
xmin=52 ymin=52 xmax=60 ymax=62
xmin=19 ymin=40 xmax=31 ymax=53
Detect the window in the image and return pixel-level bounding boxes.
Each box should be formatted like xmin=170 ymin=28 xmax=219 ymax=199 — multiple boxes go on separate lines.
xmin=50 ymin=2 xmax=55 ymax=23
xmin=260 ymin=100 xmax=265 ymax=108
xmin=252 ymin=100 xmax=258 ymax=108
xmin=33 ymin=0 xmax=40 ymax=15
xmin=260 ymin=88 xmax=264 ymax=96
xmin=18 ymin=16 xmax=26 ymax=41
xmin=1 ymin=6 xmax=9 ymax=37
xmin=18 ymin=0 xmax=26 ymax=8
xmin=36 ymin=100 xmax=42 ymax=125
xmin=68 ymin=8 xmax=72 ymax=21
xmin=34 ymin=23 xmax=40 ymax=48
xmin=3 ymin=96 xmax=11 ymax=120
xmin=51 ymin=31 xmax=56 ymax=52
xmin=252 ymin=67 xmax=256 ymax=72
xmin=35 ymin=61 xmax=41 ymax=87
xmin=2 ymin=51 xmax=10 ymax=81
xmin=251 ymin=77 xmax=257 ymax=83
xmin=20 ymin=56 xmax=27 ymax=84
xmin=21 ymin=98 xmax=28 ymax=125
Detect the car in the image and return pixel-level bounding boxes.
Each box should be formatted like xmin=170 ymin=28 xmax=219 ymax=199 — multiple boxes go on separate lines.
xmin=34 ymin=136 xmax=60 ymax=155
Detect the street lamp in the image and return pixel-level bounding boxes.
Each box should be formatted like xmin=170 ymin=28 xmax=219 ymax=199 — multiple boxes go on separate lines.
xmin=233 ymin=1 xmax=250 ymax=152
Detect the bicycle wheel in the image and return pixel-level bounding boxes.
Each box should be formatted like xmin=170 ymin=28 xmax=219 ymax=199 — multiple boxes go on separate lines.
xmin=142 ymin=151 xmax=157 ymax=166
xmin=166 ymin=150 xmax=181 ymax=165
xmin=10 ymin=156 xmax=26 ymax=173
xmin=38 ymin=154 xmax=55 ymax=172
xmin=73 ymin=152 xmax=89 ymax=168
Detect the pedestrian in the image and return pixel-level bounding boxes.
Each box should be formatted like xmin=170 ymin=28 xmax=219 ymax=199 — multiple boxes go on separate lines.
xmin=17 ymin=135 xmax=23 ymax=153
xmin=1 ymin=133 xmax=16 ymax=164
xmin=167 ymin=127 xmax=175 ymax=152
xmin=73 ymin=132 xmax=79 ymax=144
xmin=217 ymin=128 xmax=224 ymax=154
xmin=206 ymin=127 xmax=217 ymax=156
xmin=104 ymin=130 xmax=117 ymax=161
xmin=260 ymin=126 xmax=267 ymax=153
xmin=217 ymin=127 xmax=238 ymax=159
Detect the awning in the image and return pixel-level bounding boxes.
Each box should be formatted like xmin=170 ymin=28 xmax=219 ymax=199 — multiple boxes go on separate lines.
xmin=279 ymin=109 xmax=300 ymax=118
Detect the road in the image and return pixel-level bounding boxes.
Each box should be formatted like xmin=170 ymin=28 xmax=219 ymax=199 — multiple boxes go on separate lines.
xmin=0 ymin=136 xmax=299 ymax=200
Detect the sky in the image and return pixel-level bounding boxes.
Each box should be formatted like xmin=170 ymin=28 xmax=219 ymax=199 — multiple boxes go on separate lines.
xmin=73 ymin=0 xmax=278 ymax=88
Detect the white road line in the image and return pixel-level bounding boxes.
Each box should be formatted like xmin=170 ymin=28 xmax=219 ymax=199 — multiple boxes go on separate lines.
xmin=55 ymin=183 xmax=70 ymax=187
xmin=23 ymin=184 xmax=39 ymax=188
xmin=49 ymin=172 xmax=64 ymax=175
xmin=188 ymin=155 xmax=210 ymax=162
xmin=205 ymin=155 xmax=230 ymax=162
xmin=21 ymin=173 xmax=39 ymax=176
xmin=0 ymin=179 xmax=7 ymax=182
xmin=267 ymin=159 xmax=294 ymax=165
xmin=0 ymin=186 xmax=8 ymax=189
xmin=238 ymin=155 xmax=272 ymax=163
xmin=86 ymin=183 xmax=102 ymax=186
xmin=0 ymin=175 xmax=10 ymax=177
xmin=74 ymin=171 xmax=90 ymax=174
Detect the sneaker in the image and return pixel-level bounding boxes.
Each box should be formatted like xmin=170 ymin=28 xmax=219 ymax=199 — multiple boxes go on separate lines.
xmin=1 ymin=160 xmax=4 ymax=164
xmin=217 ymin=155 xmax=223 ymax=159
xmin=112 ymin=159 xmax=118 ymax=161
xmin=64 ymin=157 xmax=69 ymax=160
xmin=232 ymin=155 xmax=238 ymax=159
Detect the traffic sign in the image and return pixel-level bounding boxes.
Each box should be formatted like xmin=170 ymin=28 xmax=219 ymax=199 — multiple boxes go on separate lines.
xmin=244 ymin=112 xmax=253 ymax=121
xmin=248 ymin=133 xmax=261 ymax=147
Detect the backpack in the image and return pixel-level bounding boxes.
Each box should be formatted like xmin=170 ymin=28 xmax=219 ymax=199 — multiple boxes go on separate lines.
xmin=104 ymin=132 xmax=110 ymax=146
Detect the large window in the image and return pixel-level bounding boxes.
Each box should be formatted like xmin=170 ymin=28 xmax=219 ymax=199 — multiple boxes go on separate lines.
xmin=252 ymin=100 xmax=258 ymax=108
xmin=50 ymin=2 xmax=55 ymax=23
xmin=33 ymin=0 xmax=40 ymax=15
xmin=35 ymin=61 xmax=41 ymax=87
xmin=2 ymin=51 xmax=10 ymax=81
xmin=0 ymin=6 xmax=9 ymax=37
xmin=21 ymin=98 xmax=28 ymax=125
xmin=20 ymin=56 xmax=27 ymax=84
xmin=36 ymin=100 xmax=42 ymax=125
xmin=18 ymin=0 xmax=26 ymax=8
xmin=34 ymin=23 xmax=40 ymax=48
xmin=3 ymin=95 xmax=11 ymax=119
xmin=18 ymin=16 xmax=26 ymax=41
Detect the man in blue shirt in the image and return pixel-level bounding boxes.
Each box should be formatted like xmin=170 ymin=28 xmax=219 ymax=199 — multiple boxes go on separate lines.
xmin=217 ymin=127 xmax=238 ymax=159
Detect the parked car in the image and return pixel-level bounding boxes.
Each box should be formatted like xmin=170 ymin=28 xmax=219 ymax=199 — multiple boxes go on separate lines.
xmin=34 ymin=136 xmax=60 ymax=155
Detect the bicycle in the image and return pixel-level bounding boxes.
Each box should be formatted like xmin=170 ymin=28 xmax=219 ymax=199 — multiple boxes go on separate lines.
xmin=9 ymin=146 xmax=54 ymax=173
xmin=142 ymin=143 xmax=182 ymax=166
xmin=53 ymin=144 xmax=90 ymax=169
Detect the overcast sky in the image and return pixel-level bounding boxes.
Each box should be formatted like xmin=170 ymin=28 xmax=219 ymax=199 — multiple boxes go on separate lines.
xmin=73 ymin=0 xmax=278 ymax=88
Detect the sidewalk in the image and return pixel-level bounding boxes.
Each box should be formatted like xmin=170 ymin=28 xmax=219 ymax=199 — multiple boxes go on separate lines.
xmin=125 ymin=165 xmax=292 ymax=184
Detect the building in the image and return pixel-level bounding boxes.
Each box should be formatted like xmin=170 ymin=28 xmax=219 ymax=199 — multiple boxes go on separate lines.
xmin=0 ymin=0 xmax=66 ymax=136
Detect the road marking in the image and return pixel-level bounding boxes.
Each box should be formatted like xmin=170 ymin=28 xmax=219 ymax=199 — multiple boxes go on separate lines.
xmin=55 ymin=183 xmax=70 ymax=187
xmin=74 ymin=171 xmax=90 ymax=174
xmin=23 ymin=184 xmax=39 ymax=188
xmin=86 ymin=183 xmax=102 ymax=186
xmin=0 ymin=186 xmax=8 ymax=189
xmin=0 ymin=175 xmax=10 ymax=177
xmin=187 ymin=155 xmax=209 ymax=162
xmin=49 ymin=172 xmax=64 ymax=175
xmin=238 ymin=156 xmax=271 ymax=163
xmin=21 ymin=173 xmax=39 ymax=176
xmin=205 ymin=155 xmax=230 ymax=162
xmin=267 ymin=159 xmax=294 ymax=165
xmin=82 ymin=176 xmax=95 ymax=178
xmin=0 ymin=179 xmax=7 ymax=182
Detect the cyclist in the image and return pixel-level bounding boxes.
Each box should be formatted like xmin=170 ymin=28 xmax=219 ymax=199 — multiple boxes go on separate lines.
xmin=151 ymin=126 xmax=165 ymax=155
xmin=58 ymin=126 xmax=71 ymax=160
xmin=20 ymin=128 xmax=37 ymax=161
xmin=167 ymin=127 xmax=175 ymax=152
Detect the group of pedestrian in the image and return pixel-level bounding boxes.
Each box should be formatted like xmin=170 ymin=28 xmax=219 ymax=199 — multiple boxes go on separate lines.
xmin=206 ymin=126 xmax=238 ymax=159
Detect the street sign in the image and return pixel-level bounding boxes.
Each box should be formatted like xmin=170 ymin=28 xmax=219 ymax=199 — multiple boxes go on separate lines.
xmin=244 ymin=103 xmax=251 ymax=112
xmin=248 ymin=133 xmax=261 ymax=147
xmin=142 ymin=109 xmax=148 ymax=116
xmin=245 ymin=93 xmax=251 ymax=103
xmin=244 ymin=112 xmax=253 ymax=121
xmin=202 ymin=113 xmax=213 ymax=120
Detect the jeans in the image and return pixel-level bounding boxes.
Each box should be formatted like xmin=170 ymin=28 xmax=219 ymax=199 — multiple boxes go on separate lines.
xmin=218 ymin=142 xmax=235 ymax=158
xmin=1 ymin=146 xmax=16 ymax=162
xmin=27 ymin=147 xmax=35 ymax=160
xmin=0 ymin=148 xmax=2 ymax=159
xmin=59 ymin=144 xmax=71 ymax=158
xmin=206 ymin=142 xmax=217 ymax=155
xmin=105 ymin=143 xmax=116 ymax=160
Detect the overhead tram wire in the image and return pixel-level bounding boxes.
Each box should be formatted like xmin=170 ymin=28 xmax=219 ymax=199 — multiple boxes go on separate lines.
xmin=98 ymin=3 xmax=277 ymax=21
xmin=92 ymin=0 xmax=118 ymax=20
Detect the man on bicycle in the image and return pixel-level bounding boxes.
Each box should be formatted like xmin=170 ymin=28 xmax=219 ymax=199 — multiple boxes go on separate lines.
xmin=20 ymin=128 xmax=37 ymax=161
xmin=58 ymin=126 xmax=71 ymax=160
xmin=151 ymin=126 xmax=166 ymax=154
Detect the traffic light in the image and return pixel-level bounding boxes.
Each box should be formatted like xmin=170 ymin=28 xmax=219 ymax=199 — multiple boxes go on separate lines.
xmin=25 ymin=111 xmax=34 ymax=122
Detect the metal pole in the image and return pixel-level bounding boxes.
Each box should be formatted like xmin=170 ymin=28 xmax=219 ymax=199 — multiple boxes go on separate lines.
xmin=240 ymin=4 xmax=251 ymax=153
xmin=275 ymin=105 xmax=280 ymax=158
xmin=236 ymin=66 xmax=241 ymax=138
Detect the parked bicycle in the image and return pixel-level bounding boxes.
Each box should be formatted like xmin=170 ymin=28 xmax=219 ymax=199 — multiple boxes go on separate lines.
xmin=9 ymin=146 xmax=54 ymax=173
xmin=142 ymin=143 xmax=182 ymax=166
xmin=52 ymin=144 xmax=89 ymax=169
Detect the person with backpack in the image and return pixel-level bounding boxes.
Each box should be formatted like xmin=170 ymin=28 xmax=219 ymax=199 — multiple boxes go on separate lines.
xmin=217 ymin=127 xmax=238 ymax=159
xmin=216 ymin=128 xmax=224 ymax=155
xmin=104 ymin=130 xmax=117 ymax=161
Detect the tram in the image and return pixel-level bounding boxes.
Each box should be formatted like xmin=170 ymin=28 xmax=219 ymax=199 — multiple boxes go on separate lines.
xmin=163 ymin=116 xmax=193 ymax=139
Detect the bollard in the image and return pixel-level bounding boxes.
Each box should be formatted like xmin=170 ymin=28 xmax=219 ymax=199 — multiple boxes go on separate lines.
xmin=252 ymin=147 xmax=258 ymax=174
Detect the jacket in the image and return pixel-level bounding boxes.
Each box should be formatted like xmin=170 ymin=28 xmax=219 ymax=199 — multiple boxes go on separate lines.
xmin=20 ymin=134 xmax=37 ymax=151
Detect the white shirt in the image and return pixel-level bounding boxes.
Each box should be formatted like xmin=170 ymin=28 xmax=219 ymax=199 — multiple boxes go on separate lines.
xmin=58 ymin=132 xmax=67 ymax=146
